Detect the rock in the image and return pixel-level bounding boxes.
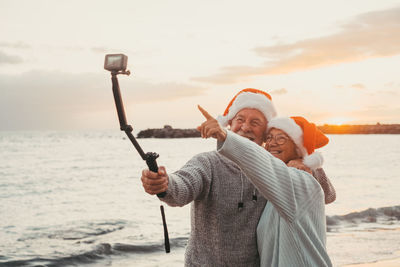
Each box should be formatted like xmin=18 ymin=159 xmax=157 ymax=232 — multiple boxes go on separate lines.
xmin=137 ymin=123 xmax=400 ymax=138
xmin=137 ymin=125 xmax=201 ymax=138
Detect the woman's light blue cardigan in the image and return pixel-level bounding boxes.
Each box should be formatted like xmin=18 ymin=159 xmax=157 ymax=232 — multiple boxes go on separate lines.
xmin=218 ymin=131 xmax=332 ymax=267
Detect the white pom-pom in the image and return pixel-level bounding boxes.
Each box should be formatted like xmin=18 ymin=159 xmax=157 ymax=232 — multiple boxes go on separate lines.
xmin=303 ymin=151 xmax=324 ymax=170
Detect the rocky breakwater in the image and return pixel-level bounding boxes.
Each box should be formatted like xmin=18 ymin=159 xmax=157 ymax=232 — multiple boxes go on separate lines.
xmin=137 ymin=125 xmax=201 ymax=138
xmin=317 ymin=123 xmax=400 ymax=134
xmin=137 ymin=123 xmax=400 ymax=138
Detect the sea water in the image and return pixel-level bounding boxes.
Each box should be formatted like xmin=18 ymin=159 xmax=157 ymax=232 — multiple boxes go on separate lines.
xmin=0 ymin=131 xmax=399 ymax=266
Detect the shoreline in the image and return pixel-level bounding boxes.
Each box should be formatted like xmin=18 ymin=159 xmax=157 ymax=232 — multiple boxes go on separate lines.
xmin=136 ymin=124 xmax=400 ymax=138
xmin=344 ymin=256 xmax=400 ymax=267
xmin=326 ymin=228 xmax=400 ymax=267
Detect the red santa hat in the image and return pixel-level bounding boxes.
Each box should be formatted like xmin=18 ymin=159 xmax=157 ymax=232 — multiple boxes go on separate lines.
xmin=217 ymin=88 xmax=277 ymax=127
xmin=267 ymin=116 xmax=329 ymax=170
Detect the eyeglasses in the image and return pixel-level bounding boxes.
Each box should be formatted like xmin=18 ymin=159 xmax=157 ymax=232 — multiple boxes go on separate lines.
xmin=265 ymin=134 xmax=289 ymax=145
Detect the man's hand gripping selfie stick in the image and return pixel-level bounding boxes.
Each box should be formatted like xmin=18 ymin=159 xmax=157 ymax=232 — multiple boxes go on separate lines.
xmin=104 ymin=54 xmax=170 ymax=253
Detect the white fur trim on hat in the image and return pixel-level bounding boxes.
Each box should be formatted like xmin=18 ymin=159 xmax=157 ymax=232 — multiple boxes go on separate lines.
xmin=267 ymin=117 xmax=307 ymax=157
xmin=216 ymin=115 xmax=229 ymax=127
xmin=217 ymin=92 xmax=277 ymax=126
xmin=303 ymin=151 xmax=324 ymax=170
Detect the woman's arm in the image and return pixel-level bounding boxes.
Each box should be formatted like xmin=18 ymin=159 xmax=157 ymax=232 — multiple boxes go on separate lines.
xmin=197 ymin=105 xmax=323 ymax=221
xmin=219 ymin=131 xmax=323 ymax=222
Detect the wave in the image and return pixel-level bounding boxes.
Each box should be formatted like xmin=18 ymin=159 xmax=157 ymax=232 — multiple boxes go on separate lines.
xmin=0 ymin=243 xmax=110 ymax=267
xmin=113 ymin=237 xmax=188 ymax=253
xmin=326 ymin=205 xmax=400 ymax=230
xmin=17 ymin=220 xmax=127 ymax=242
xmin=2 ymin=206 xmax=399 ymax=266
xmin=0 ymin=237 xmax=188 ymax=267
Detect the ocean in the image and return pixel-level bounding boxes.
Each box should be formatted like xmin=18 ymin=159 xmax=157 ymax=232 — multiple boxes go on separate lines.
xmin=1 ymin=131 xmax=399 ymax=267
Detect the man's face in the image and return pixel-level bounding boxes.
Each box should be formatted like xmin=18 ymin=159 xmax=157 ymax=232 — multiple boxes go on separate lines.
xmin=229 ymin=108 xmax=267 ymax=145
xmin=265 ymin=128 xmax=299 ymax=163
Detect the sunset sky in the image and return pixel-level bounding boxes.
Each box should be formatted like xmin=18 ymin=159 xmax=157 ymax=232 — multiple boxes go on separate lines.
xmin=1 ymin=0 xmax=400 ymax=131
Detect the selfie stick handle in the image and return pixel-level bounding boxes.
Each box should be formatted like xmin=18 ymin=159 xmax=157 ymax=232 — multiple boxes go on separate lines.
xmin=111 ymin=72 xmax=170 ymax=253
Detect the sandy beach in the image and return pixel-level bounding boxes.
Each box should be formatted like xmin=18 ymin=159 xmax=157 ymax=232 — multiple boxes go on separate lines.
xmin=345 ymin=256 xmax=400 ymax=267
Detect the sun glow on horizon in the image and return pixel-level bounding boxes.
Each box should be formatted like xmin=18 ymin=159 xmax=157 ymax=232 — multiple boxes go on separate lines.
xmin=325 ymin=117 xmax=353 ymax=125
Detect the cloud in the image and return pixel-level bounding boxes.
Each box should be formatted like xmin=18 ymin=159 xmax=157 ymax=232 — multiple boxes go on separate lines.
xmin=334 ymin=83 xmax=366 ymax=90
xmin=192 ymin=6 xmax=400 ymax=84
xmin=0 ymin=41 xmax=31 ymax=49
xmin=0 ymin=51 xmax=23 ymax=64
xmin=0 ymin=70 xmax=207 ymax=130
xmin=376 ymin=90 xmax=399 ymax=96
xmin=350 ymin=105 xmax=400 ymax=123
xmin=384 ymin=81 xmax=400 ymax=89
xmin=91 ymin=47 xmax=109 ymax=53
xmin=270 ymin=88 xmax=288 ymax=95
xmin=384 ymin=82 xmax=395 ymax=87
xmin=191 ymin=65 xmax=263 ymax=84
xmin=351 ymin=83 xmax=366 ymax=90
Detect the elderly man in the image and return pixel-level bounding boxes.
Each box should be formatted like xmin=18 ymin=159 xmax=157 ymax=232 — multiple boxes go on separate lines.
xmin=197 ymin=109 xmax=334 ymax=266
xmin=141 ymin=88 xmax=325 ymax=266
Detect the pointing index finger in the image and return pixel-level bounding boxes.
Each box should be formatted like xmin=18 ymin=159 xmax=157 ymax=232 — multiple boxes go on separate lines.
xmin=198 ymin=105 xmax=214 ymax=120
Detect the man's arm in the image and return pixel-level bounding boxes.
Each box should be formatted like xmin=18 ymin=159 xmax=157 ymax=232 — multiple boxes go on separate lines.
xmin=313 ymin=168 xmax=336 ymax=204
xmin=288 ymin=160 xmax=336 ymax=204
xmin=141 ymin=153 xmax=213 ymax=207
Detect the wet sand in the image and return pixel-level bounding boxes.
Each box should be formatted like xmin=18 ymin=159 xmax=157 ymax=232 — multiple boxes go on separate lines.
xmin=344 ymin=257 xmax=400 ymax=267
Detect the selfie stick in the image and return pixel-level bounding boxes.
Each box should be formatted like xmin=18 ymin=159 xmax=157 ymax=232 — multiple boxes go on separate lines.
xmin=109 ymin=70 xmax=170 ymax=253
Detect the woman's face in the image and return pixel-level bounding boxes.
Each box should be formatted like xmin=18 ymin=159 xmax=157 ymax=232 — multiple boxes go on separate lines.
xmin=265 ymin=128 xmax=299 ymax=163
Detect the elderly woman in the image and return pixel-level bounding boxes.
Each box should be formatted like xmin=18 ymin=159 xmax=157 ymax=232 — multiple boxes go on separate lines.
xmin=198 ymin=106 xmax=334 ymax=267
xmin=266 ymin=116 xmax=336 ymax=205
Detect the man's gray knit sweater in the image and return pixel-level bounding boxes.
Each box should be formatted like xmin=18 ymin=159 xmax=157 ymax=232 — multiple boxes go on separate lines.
xmin=161 ymin=151 xmax=267 ymax=266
